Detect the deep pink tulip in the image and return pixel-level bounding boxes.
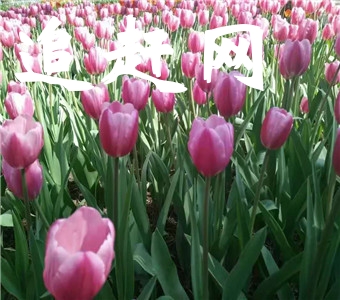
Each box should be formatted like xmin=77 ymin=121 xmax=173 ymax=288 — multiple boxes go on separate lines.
xmin=149 ymin=59 xmax=169 ymax=80
xmin=80 ymin=83 xmax=110 ymax=120
xmin=0 ymin=115 xmax=44 ymax=169
xmin=213 ymin=71 xmax=247 ymax=119
xmin=209 ymin=14 xmax=223 ymax=29
xmin=297 ymin=19 xmax=318 ymax=44
xmin=198 ymin=10 xmax=209 ymax=26
xmin=84 ymin=47 xmax=108 ymax=75
xmin=300 ymin=96 xmax=309 ymax=113
xmin=322 ymin=23 xmax=335 ymax=40
xmin=2 ymin=159 xmax=43 ymax=200
xmin=188 ymin=115 xmax=234 ymax=177
xmin=279 ymin=39 xmax=311 ymax=79
xmin=167 ymin=15 xmax=180 ymax=32
xmin=7 ymin=81 xmax=27 ymax=94
xmin=5 ymin=91 xmax=35 ymax=119
xmin=333 ymin=129 xmax=340 ymax=175
xmin=195 ymin=63 xmax=219 ymax=93
xmin=335 ymin=91 xmax=340 ymax=124
xmin=1 ymin=30 xmax=15 ymax=48
xmin=151 ymin=89 xmax=175 ymax=113
xmin=188 ymin=31 xmax=204 ymax=53
xmin=43 ymin=206 xmax=115 ymax=300
xmin=181 ymin=52 xmax=201 ymax=79
xmin=335 ymin=35 xmax=340 ymax=59
xmin=260 ymin=107 xmax=293 ymax=150
xmin=121 ymin=76 xmax=150 ymax=111
xmin=325 ymin=61 xmax=340 ymax=85
xmin=192 ymin=80 xmax=207 ymax=105
xmin=99 ymin=101 xmax=139 ymax=157
xmin=180 ymin=9 xmax=195 ymax=28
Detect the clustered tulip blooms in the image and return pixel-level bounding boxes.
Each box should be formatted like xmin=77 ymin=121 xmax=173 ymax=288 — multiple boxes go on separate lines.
xmin=43 ymin=206 xmax=115 ymax=300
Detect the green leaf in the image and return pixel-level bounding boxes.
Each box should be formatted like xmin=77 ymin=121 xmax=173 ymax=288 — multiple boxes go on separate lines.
xmin=151 ymin=229 xmax=189 ymax=300
xmin=137 ymin=276 xmax=157 ymax=300
xmin=1 ymin=257 xmax=25 ymax=300
xmin=222 ymin=227 xmax=267 ymax=300
xmin=254 ymin=253 xmax=303 ymax=299
xmin=0 ymin=211 xmax=13 ymax=227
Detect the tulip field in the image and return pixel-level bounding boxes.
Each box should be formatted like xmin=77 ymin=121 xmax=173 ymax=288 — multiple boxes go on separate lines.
xmin=1 ymin=0 xmax=340 ymax=299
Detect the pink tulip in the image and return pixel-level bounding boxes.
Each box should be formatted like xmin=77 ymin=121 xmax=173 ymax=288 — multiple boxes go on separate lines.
xmin=188 ymin=114 xmax=234 ymax=177
xmin=192 ymin=80 xmax=207 ymax=105
xmin=2 ymin=159 xmax=43 ymax=200
xmin=195 ymin=63 xmax=219 ymax=93
xmin=291 ymin=7 xmax=305 ymax=25
xmin=198 ymin=10 xmax=209 ymax=26
xmin=7 ymin=81 xmax=27 ymax=94
xmin=80 ymin=83 xmax=110 ymax=120
xmin=180 ymin=9 xmax=195 ymax=28
xmin=322 ymin=23 xmax=335 ymax=40
xmin=333 ymin=128 xmax=340 ymax=175
xmin=279 ymin=39 xmax=311 ymax=79
xmin=213 ymin=71 xmax=247 ymax=119
xmin=209 ymin=14 xmax=223 ymax=29
xmin=43 ymin=206 xmax=115 ymax=300
xmin=261 ymin=107 xmax=293 ymax=150
xmin=84 ymin=47 xmax=108 ymax=75
xmin=94 ymin=21 xmax=114 ymax=40
xmin=325 ymin=61 xmax=340 ymax=85
xmin=99 ymin=101 xmax=139 ymax=157
xmin=297 ymin=19 xmax=318 ymax=44
xmin=300 ymin=96 xmax=309 ymax=113
xmin=181 ymin=52 xmax=201 ymax=79
xmin=1 ymin=30 xmax=15 ymax=48
xmin=167 ymin=15 xmax=180 ymax=32
xmin=151 ymin=89 xmax=175 ymax=113
xmin=0 ymin=115 xmax=44 ymax=169
xmin=5 ymin=91 xmax=35 ymax=119
xmin=188 ymin=31 xmax=205 ymax=53
xmin=148 ymin=59 xmax=169 ymax=80
xmin=121 ymin=76 xmax=150 ymax=111
xmin=273 ymin=16 xmax=289 ymax=42
xmin=0 ymin=44 xmax=2 ymax=61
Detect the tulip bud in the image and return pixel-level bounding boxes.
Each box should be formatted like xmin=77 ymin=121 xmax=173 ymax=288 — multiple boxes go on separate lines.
xmin=260 ymin=107 xmax=293 ymax=150
xmin=188 ymin=114 xmax=234 ymax=177
xmin=2 ymin=159 xmax=43 ymax=200
xmin=335 ymin=91 xmax=340 ymax=124
xmin=151 ymin=89 xmax=175 ymax=113
xmin=192 ymin=80 xmax=207 ymax=105
xmin=84 ymin=47 xmax=108 ymax=75
xmin=121 ymin=76 xmax=150 ymax=111
xmin=0 ymin=115 xmax=44 ymax=169
xmin=213 ymin=71 xmax=247 ymax=119
xmin=279 ymin=39 xmax=311 ymax=79
xmin=43 ymin=206 xmax=115 ymax=300
xmin=181 ymin=52 xmax=201 ymax=79
xmin=5 ymin=91 xmax=35 ymax=119
xmin=300 ymin=96 xmax=309 ymax=113
xmin=80 ymin=83 xmax=110 ymax=120
xmin=333 ymin=129 xmax=340 ymax=175
xmin=99 ymin=101 xmax=139 ymax=157
xmin=325 ymin=61 xmax=340 ymax=85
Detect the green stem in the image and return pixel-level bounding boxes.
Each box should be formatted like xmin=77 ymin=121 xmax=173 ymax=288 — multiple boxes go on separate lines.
xmin=250 ymin=150 xmax=271 ymax=234
xmin=133 ymin=145 xmax=141 ymax=189
xmin=113 ymin=157 xmax=119 ymax=230
xmin=188 ymin=79 xmax=196 ymax=119
xmin=326 ymin=170 xmax=336 ymax=220
xmin=285 ymin=78 xmax=296 ymax=112
xmin=49 ymin=83 xmax=55 ymax=125
xmin=202 ymin=176 xmax=212 ymax=300
xmin=166 ymin=113 xmax=176 ymax=168
xmin=21 ymin=169 xmax=32 ymax=232
xmin=32 ymin=200 xmax=50 ymax=230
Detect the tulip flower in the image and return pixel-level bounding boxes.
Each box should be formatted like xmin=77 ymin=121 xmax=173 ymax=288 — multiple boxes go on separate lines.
xmin=43 ymin=206 xmax=115 ymax=300
xmin=148 ymin=59 xmax=169 ymax=81
xmin=322 ymin=23 xmax=335 ymax=40
xmin=333 ymin=129 xmax=340 ymax=177
xmin=192 ymin=80 xmax=207 ymax=105
xmin=2 ymin=159 xmax=43 ymax=200
xmin=195 ymin=63 xmax=219 ymax=93
xmin=300 ymin=96 xmax=309 ymax=113
xmin=83 ymin=47 xmax=108 ymax=75
xmin=180 ymin=9 xmax=195 ymax=28
xmin=99 ymin=101 xmax=139 ymax=157
xmin=0 ymin=115 xmax=44 ymax=169
xmin=260 ymin=107 xmax=293 ymax=150
xmin=151 ymin=89 xmax=176 ymax=113
xmin=80 ymin=83 xmax=110 ymax=120
xmin=198 ymin=10 xmax=209 ymax=26
xmin=7 ymin=81 xmax=28 ymax=94
xmin=181 ymin=52 xmax=201 ymax=79
xmin=213 ymin=71 xmax=247 ymax=119
xmin=279 ymin=39 xmax=311 ymax=79
xmin=335 ymin=91 xmax=340 ymax=124
xmin=0 ymin=44 xmax=2 ymax=61
xmin=5 ymin=91 xmax=35 ymax=119
xmin=188 ymin=31 xmax=205 ymax=53
xmin=335 ymin=35 xmax=340 ymax=59
xmin=188 ymin=114 xmax=234 ymax=177
xmin=325 ymin=61 xmax=340 ymax=85
xmin=121 ymin=76 xmax=150 ymax=111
